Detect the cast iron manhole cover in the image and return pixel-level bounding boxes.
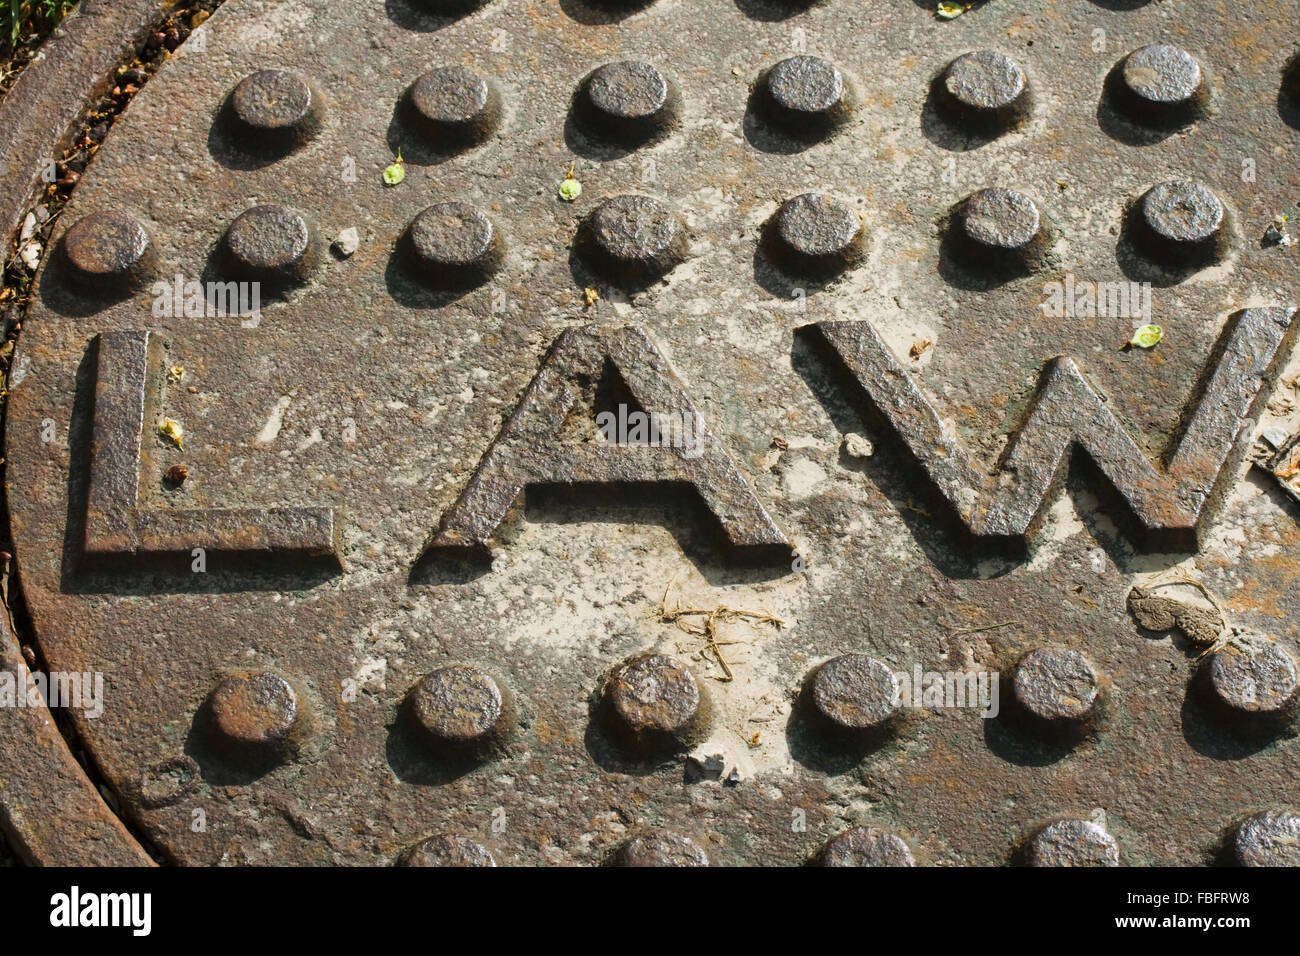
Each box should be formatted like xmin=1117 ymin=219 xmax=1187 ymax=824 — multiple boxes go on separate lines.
xmin=6 ymin=0 xmax=1300 ymax=865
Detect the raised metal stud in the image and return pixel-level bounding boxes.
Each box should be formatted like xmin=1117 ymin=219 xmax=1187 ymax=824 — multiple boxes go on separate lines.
xmin=401 ymin=834 xmax=496 ymax=866
xmin=938 ymin=50 xmax=1032 ymax=133
xmin=1207 ymin=635 xmax=1299 ymax=726
xmin=62 ymin=211 xmax=156 ymax=293
xmin=221 ymin=204 xmax=317 ymax=289
xmin=578 ymin=195 xmax=687 ymax=287
xmin=226 ymin=70 xmax=324 ymax=153
xmin=407 ymin=665 xmax=509 ymax=752
xmin=764 ymin=193 xmax=864 ymax=278
xmin=1234 ymin=811 xmax=1300 ymax=867
xmin=1013 ymin=648 xmax=1100 ymax=725
xmin=574 ymin=61 xmax=680 ymax=147
xmin=757 ymin=56 xmax=852 ymax=141
xmin=403 ymin=202 xmax=504 ymax=290
xmin=205 ymin=671 xmax=305 ymax=759
xmin=616 ymin=830 xmax=709 ymax=866
xmin=1115 ymin=44 xmax=1207 ymax=126
xmin=1134 ymin=180 xmax=1227 ymax=268
xmin=818 ymin=826 xmax=915 ymax=866
xmin=605 ymin=653 xmax=708 ymax=750
xmin=810 ymin=654 xmax=900 ymax=731
xmin=1029 ymin=819 xmax=1119 ymax=867
xmin=407 ymin=66 xmax=500 ymax=150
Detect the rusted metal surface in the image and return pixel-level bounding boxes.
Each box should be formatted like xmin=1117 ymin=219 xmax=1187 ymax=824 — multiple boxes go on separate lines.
xmin=0 ymin=0 xmax=173 ymax=247
xmin=804 ymin=306 xmax=1296 ymax=552
xmin=426 ymin=323 xmax=791 ymax=560
xmin=1029 ymin=818 xmax=1120 ymax=868
xmin=818 ymin=824 xmax=916 ymax=867
xmin=4 ymin=0 xmax=1300 ymax=866
xmin=0 ymin=611 xmax=153 ymax=865
xmin=84 ymin=330 xmax=339 ymax=561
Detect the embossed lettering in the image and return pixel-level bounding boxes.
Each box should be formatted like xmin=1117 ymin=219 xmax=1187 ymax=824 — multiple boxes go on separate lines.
xmin=422 ymin=325 xmax=791 ymax=563
xmin=83 ymin=331 xmax=339 ymax=564
xmin=803 ymin=308 xmax=1297 ymax=551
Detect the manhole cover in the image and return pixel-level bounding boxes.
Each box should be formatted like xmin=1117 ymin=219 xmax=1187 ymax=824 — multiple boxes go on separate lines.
xmin=6 ymin=0 xmax=1300 ymax=865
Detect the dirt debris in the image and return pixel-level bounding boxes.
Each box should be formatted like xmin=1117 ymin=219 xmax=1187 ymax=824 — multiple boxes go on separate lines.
xmin=1127 ymin=579 xmax=1226 ymax=647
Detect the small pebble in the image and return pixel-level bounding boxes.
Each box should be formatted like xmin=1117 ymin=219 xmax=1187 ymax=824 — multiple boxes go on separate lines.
xmin=1261 ymin=427 xmax=1290 ymax=449
xmin=843 ymin=433 xmax=875 ymax=459
xmin=331 ymin=227 xmax=360 ymax=258
xmin=686 ymin=744 xmax=726 ymax=781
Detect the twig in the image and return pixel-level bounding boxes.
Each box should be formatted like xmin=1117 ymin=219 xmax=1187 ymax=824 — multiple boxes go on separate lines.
xmin=660 ymin=576 xmax=785 ymax=681
xmin=703 ymin=608 xmax=734 ymax=682
xmin=661 ymin=577 xmax=786 ymax=629
xmin=947 ymin=620 xmax=1018 ymax=637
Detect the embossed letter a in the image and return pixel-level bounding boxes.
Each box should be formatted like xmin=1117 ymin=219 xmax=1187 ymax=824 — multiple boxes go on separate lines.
xmin=420 ymin=325 xmax=791 ymax=563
